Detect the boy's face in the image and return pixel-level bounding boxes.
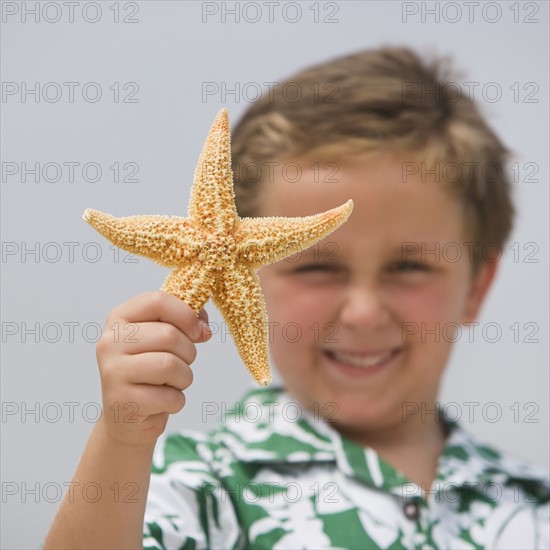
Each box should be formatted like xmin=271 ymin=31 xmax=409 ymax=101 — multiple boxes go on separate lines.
xmin=257 ymin=153 xmax=497 ymax=436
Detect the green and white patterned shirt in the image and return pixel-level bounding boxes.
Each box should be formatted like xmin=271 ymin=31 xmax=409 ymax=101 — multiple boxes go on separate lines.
xmin=143 ymin=387 xmax=549 ymax=549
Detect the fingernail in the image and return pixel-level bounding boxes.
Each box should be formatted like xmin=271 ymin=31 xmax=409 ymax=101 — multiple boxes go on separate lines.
xmin=195 ymin=319 xmax=210 ymax=341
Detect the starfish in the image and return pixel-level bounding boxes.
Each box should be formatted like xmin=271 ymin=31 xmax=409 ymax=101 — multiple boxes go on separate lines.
xmin=83 ymin=109 xmax=353 ymax=386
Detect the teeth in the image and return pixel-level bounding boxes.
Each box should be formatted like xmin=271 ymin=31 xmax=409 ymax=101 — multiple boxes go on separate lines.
xmin=330 ymin=350 xmax=395 ymax=368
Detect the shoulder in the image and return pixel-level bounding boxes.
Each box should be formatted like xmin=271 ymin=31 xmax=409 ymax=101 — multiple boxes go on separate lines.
xmin=150 ymin=386 xmax=299 ymax=479
xmin=442 ymin=419 xmax=549 ymax=504
xmin=151 ymin=428 xmax=218 ymax=474
xmin=151 ymin=386 xmax=287 ymax=470
xmin=145 ymin=423 xmax=248 ymax=548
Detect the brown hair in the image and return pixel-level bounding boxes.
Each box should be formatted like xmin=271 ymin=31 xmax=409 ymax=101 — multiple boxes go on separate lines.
xmin=231 ymin=46 xmax=514 ymax=274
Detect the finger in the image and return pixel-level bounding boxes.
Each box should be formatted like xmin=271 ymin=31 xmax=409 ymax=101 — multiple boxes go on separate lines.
xmin=116 ymin=384 xmax=187 ymax=417
xmin=109 ymin=322 xmax=198 ymax=365
xmin=109 ymin=291 xmax=207 ymax=342
xmin=121 ymin=352 xmax=194 ymax=391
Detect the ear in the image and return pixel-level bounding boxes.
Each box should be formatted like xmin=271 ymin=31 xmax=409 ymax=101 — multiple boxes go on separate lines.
xmin=461 ymin=260 xmax=500 ymax=324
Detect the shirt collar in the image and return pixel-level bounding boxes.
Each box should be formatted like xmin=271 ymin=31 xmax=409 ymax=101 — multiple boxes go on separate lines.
xmin=212 ymin=387 xmax=549 ymax=501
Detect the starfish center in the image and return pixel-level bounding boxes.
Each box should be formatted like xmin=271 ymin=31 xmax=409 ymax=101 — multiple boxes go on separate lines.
xmin=198 ymin=233 xmax=237 ymax=270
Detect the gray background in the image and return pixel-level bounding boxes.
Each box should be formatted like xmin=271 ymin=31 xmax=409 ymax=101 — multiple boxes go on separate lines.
xmin=1 ymin=1 xmax=548 ymax=547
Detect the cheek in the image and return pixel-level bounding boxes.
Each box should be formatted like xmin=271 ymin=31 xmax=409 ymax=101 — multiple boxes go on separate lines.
xmin=391 ymin=278 xmax=471 ymax=354
xmin=394 ymin=289 xmax=447 ymax=324
xmin=260 ymin=272 xmax=340 ymax=349
xmin=263 ymin=278 xmax=337 ymax=325
xmin=391 ymin=276 xmax=469 ymax=325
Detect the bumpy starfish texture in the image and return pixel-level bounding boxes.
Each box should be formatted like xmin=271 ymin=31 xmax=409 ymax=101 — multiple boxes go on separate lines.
xmin=83 ymin=109 xmax=353 ymax=386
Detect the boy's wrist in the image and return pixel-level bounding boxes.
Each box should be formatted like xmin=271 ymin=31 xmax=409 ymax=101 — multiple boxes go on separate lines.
xmin=94 ymin=415 xmax=159 ymax=454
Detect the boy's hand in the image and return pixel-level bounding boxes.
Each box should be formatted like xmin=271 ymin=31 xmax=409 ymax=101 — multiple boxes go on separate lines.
xmin=95 ymin=291 xmax=211 ymax=447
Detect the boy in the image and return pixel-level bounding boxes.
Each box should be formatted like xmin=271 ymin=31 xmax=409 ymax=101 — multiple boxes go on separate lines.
xmin=44 ymin=47 xmax=549 ymax=548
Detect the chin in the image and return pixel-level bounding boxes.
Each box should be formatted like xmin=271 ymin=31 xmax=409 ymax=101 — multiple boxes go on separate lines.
xmin=287 ymin=383 xmax=388 ymax=429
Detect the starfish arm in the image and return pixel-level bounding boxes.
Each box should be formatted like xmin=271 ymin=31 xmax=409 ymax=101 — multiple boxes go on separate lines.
xmin=161 ymin=265 xmax=217 ymax=313
xmin=83 ymin=209 xmax=203 ymax=267
xmin=188 ymin=108 xmax=238 ymax=234
xmin=212 ymin=265 xmax=271 ymax=386
xmin=234 ymin=199 xmax=353 ymax=268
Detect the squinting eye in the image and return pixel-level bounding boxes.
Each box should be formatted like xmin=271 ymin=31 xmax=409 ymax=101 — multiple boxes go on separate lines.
xmin=293 ymin=263 xmax=340 ymax=275
xmin=391 ymin=261 xmax=429 ymax=272
xmin=294 ymin=264 xmax=339 ymax=273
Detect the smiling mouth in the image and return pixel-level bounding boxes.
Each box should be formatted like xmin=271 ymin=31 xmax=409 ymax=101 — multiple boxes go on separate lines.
xmin=323 ymin=347 xmax=402 ymax=370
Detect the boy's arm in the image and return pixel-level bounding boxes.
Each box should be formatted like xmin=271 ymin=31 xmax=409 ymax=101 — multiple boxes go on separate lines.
xmin=43 ymin=291 xmax=212 ymax=549
xmin=43 ymin=418 xmax=155 ymax=549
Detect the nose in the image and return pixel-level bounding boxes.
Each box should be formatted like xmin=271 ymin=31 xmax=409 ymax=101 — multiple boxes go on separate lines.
xmin=338 ymin=282 xmax=391 ymax=329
